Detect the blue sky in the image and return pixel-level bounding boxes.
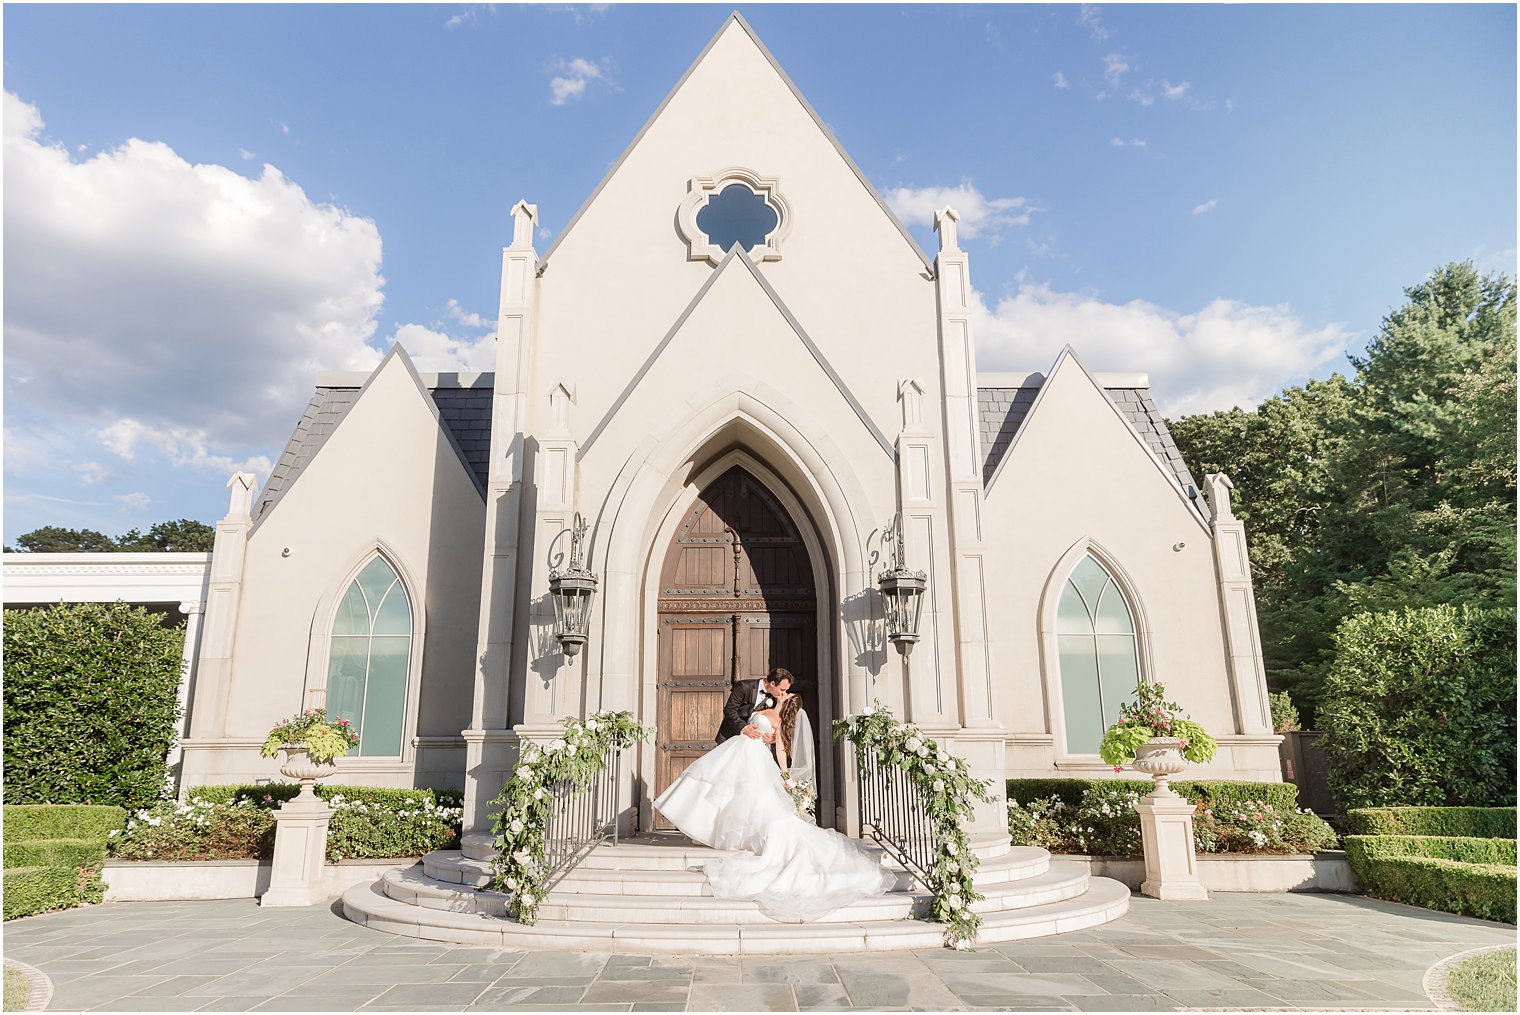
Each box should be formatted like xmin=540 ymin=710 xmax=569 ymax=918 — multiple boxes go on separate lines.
xmin=3 ymin=3 xmax=1515 ymax=543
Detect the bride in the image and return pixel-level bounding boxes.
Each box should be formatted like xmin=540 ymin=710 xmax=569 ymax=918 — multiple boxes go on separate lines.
xmin=653 ymin=684 xmax=895 ymax=921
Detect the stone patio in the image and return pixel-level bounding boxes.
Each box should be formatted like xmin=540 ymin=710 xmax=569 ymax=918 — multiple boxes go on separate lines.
xmin=1 ymin=892 xmax=1511 ymax=1011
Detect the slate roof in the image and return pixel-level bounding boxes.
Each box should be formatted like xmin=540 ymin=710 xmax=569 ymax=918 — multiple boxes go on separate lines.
xmin=253 ymin=383 xmax=494 ymax=522
xmin=978 ymin=385 xmax=1201 ymax=500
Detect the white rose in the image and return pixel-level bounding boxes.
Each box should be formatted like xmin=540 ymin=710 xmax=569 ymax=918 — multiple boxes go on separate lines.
xmin=944 ymin=840 xmax=957 ymax=855
xmin=924 ymin=763 xmax=936 ymax=775
xmin=548 ymin=739 xmax=566 ymax=753
xmin=904 ymin=736 xmax=923 ymax=752
xmin=586 ymin=719 xmax=600 ymax=731
xmin=505 ymin=877 xmax=519 ymax=890
xmin=953 ymin=939 xmax=970 ymax=951
xmin=509 ymin=820 xmax=524 ymax=834
xmin=917 ymin=744 xmax=930 ymax=757
xmin=944 ymin=860 xmax=959 ymax=874
xmin=932 ymin=780 xmax=945 ymax=793
xmin=944 ymin=893 xmax=961 ymax=909
xmin=533 ymin=788 xmax=544 ymax=800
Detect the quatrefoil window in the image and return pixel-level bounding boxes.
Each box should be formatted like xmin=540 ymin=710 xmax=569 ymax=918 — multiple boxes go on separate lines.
xmin=677 ymin=168 xmax=791 ymax=266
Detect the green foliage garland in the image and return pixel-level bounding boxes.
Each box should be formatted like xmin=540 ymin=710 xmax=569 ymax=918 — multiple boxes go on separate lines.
xmin=1097 ymin=682 xmax=1217 ymax=768
xmin=833 ymin=702 xmax=993 ymax=949
xmin=3 ymin=602 xmax=184 ymax=810
xmin=260 ymin=708 xmax=361 ymax=764
xmin=488 ymin=711 xmax=652 ymax=924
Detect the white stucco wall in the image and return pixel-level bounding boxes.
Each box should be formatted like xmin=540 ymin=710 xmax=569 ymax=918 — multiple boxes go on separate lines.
xmin=182 ymin=352 xmax=485 ymax=791
xmin=980 ymin=351 xmax=1271 ymax=779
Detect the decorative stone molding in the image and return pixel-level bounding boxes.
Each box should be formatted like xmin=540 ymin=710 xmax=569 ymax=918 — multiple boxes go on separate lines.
xmin=677 ymin=167 xmax=791 ymax=265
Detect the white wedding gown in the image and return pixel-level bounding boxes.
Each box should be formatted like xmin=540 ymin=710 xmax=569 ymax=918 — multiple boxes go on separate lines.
xmin=653 ymin=715 xmax=895 ymax=922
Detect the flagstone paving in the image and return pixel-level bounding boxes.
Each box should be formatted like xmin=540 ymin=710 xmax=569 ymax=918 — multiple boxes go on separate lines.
xmin=2 ymin=892 xmax=1512 ymax=1011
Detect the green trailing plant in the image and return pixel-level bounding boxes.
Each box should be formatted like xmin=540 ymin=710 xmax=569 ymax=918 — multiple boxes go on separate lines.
xmin=3 ymin=602 xmax=183 ymax=810
xmin=260 ymin=708 xmax=361 ymax=764
xmin=1097 ymin=681 xmax=1218 ymax=768
xmin=834 ymin=702 xmax=993 ymax=950
xmin=488 ymin=711 xmax=653 ymax=925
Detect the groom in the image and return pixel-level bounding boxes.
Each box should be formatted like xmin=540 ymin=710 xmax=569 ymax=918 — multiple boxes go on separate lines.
xmin=716 ymin=666 xmax=793 ymax=753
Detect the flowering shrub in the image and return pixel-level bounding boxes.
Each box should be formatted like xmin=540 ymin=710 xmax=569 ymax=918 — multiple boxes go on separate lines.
xmin=108 ymin=786 xmax=463 ymax=862
xmin=488 ymin=711 xmax=653 ymax=925
xmin=1008 ymin=787 xmax=1338 ymax=856
xmin=1099 ymin=681 xmax=1217 ymax=768
xmin=834 ymin=702 xmax=992 ymax=949
xmin=261 ymin=708 xmax=360 ymax=764
xmin=781 ymin=772 xmax=817 ymax=817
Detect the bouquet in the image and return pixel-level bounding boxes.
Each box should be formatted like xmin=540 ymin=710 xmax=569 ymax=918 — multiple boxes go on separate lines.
xmin=781 ymin=771 xmax=817 ymax=816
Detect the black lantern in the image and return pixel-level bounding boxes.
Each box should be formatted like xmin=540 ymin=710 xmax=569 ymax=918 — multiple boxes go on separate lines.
xmin=878 ymin=515 xmax=927 ymax=656
xmin=548 ymin=515 xmax=598 ymax=657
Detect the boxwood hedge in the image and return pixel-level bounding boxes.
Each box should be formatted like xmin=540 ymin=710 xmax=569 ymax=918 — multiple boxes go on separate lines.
xmin=2 ymin=805 xmax=126 ymax=841
xmin=1349 ymin=852 xmax=1516 ymax=925
xmin=1347 ymin=806 xmax=1517 ymax=838
xmin=1344 ymin=835 xmax=1517 ymax=868
xmin=1 ymin=804 xmax=118 ymax=921
xmin=3 ymin=602 xmax=183 ymax=811
xmin=1009 ymin=778 xmax=1301 ymax=811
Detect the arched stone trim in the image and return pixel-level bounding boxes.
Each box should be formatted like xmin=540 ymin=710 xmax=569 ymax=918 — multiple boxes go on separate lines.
xmin=1036 ymin=537 xmax=1154 ymax=766
xmin=586 ymin=377 xmax=884 ymax=831
xmin=301 ymin=539 xmax=426 ymax=771
xmin=635 ymin=450 xmax=839 ymax=830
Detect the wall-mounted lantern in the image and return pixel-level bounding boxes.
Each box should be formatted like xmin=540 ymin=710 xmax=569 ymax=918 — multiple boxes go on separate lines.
xmin=878 ymin=514 xmax=927 ymax=656
xmin=548 ymin=514 xmax=598 ymax=657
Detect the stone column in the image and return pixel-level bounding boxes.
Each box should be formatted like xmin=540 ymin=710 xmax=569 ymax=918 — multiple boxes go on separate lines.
xmin=1135 ymin=782 xmax=1209 ymax=900
xmin=260 ymin=794 xmax=335 ymax=908
xmin=462 ymin=200 xmax=539 ymax=841
xmin=1205 ymin=473 xmax=1273 ymax=736
xmin=166 ymin=600 xmax=205 ymax=793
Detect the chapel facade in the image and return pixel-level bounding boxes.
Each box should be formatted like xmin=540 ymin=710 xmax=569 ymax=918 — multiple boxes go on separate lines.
xmin=180 ymin=14 xmax=1280 ymax=850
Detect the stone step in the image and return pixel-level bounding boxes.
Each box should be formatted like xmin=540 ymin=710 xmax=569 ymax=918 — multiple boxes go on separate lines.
xmin=343 ymin=874 xmax=1132 ymax=953
xmin=424 ymin=843 xmax=1048 ymax=893
xmin=387 ymin=861 xmax=1090 ymax=924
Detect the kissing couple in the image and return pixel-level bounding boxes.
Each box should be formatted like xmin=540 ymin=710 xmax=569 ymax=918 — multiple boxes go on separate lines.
xmin=654 ymin=667 xmax=894 ymax=921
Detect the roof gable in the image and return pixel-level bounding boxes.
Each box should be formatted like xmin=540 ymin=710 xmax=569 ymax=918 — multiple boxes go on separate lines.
xmin=253 ymin=348 xmax=491 ymax=525
xmin=540 ymin=12 xmax=930 ymax=272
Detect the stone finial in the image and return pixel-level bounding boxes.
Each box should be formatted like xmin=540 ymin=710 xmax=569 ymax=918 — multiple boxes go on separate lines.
xmin=510 ymin=200 xmax=539 ymax=249
xmin=225 ymin=471 xmax=256 ymax=519
xmin=934 ymin=206 xmax=961 ymax=253
xmin=1204 ymin=472 xmax=1235 ymax=522
xmin=898 ymin=377 xmax=925 ymax=429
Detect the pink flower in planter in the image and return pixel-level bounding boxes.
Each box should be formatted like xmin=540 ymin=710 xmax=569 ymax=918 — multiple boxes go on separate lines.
xmin=1113 ymin=766 xmax=1123 ymax=773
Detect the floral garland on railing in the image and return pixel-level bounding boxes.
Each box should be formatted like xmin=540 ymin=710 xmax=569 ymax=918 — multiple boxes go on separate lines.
xmin=487 ymin=710 xmax=652 ymax=925
xmin=833 ymin=702 xmax=994 ymax=949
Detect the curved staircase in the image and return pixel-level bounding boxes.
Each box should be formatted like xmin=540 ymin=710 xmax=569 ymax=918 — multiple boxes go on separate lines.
xmin=342 ymin=836 xmax=1130 ymax=953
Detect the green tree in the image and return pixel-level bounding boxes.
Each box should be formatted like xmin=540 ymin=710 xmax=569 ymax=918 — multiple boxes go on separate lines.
xmin=7 ymin=526 xmax=118 ymax=553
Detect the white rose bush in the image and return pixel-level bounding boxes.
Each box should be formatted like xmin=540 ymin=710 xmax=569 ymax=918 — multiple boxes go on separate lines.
xmin=834 ymin=702 xmax=993 ymax=949
xmin=488 ymin=710 xmax=652 ymax=924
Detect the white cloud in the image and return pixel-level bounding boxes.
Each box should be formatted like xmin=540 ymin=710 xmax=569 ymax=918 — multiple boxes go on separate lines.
xmin=73 ymin=461 xmax=109 ymax=485
xmin=1101 ymin=53 xmax=1131 ymax=86
xmin=1109 ymin=137 xmax=1148 ymax=149
xmin=884 ymin=181 xmax=1032 ymax=241
xmin=444 ymin=5 xmax=497 ymax=29
xmin=548 ymin=57 xmax=609 ymax=106
xmin=1127 ymin=89 xmax=1155 ymax=107
xmin=1192 ymin=199 xmax=1219 ymax=216
xmin=971 ymin=283 xmax=1350 ymax=416
xmin=3 ymin=91 xmax=385 ymax=481
xmin=114 ymin=492 xmax=151 ymax=511
xmin=446 ymin=298 xmax=489 ymax=328
xmin=1078 ymin=5 xmax=1110 ymax=42
xmin=389 ymin=324 xmax=496 ymax=372
xmin=1161 ymin=80 xmax=1192 ymax=100
xmin=1052 ymin=71 xmax=1069 ymax=90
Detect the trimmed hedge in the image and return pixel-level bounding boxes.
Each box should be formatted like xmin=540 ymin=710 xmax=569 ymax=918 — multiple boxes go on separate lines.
xmin=1347 ymin=806 xmax=1517 ymax=838
xmin=2 ymin=804 xmax=126 ymax=841
xmin=1344 ymin=835 xmax=1518 ymax=868
xmin=1350 ymin=853 xmax=1516 ymax=925
xmin=2 ymin=866 xmax=84 ymax=921
xmin=1320 ymin=605 xmax=1517 ymax=810
xmin=187 ymin=784 xmax=453 ymax=809
xmin=1008 ymin=778 xmax=1300 ymax=811
xmin=3 ymin=602 xmax=184 ymax=810
xmin=3 ymin=838 xmax=105 ymax=871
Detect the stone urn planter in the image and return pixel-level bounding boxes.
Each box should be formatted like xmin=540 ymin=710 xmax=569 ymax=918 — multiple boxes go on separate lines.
xmin=1131 ymin=737 xmax=1189 ymax=797
xmin=278 ymin=743 xmax=337 ymax=803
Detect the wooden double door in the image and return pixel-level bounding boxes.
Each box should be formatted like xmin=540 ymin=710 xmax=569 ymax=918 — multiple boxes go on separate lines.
xmin=652 ymin=466 xmax=819 ymax=829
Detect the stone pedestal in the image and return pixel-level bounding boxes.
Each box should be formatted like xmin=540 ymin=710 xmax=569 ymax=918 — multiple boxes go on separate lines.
xmin=261 ymin=794 xmax=335 ymax=907
xmin=1134 ymin=785 xmax=1208 ymax=900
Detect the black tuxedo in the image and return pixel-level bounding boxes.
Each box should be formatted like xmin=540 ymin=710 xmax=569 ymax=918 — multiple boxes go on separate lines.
xmin=716 ymin=679 xmax=777 ymax=744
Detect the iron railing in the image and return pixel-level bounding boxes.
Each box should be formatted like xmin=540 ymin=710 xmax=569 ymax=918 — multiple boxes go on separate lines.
xmin=540 ymin=747 xmax=622 ymax=889
xmin=856 ymin=751 xmax=937 ymax=888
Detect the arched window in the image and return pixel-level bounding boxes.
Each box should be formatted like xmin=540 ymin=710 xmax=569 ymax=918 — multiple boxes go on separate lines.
xmin=326 ymin=555 xmax=412 ymax=757
xmin=1056 ymin=555 xmax=1140 ymax=754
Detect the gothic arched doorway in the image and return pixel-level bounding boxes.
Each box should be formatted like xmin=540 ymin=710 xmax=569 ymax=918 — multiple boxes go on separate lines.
xmin=651 ymin=465 xmax=820 ymax=829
